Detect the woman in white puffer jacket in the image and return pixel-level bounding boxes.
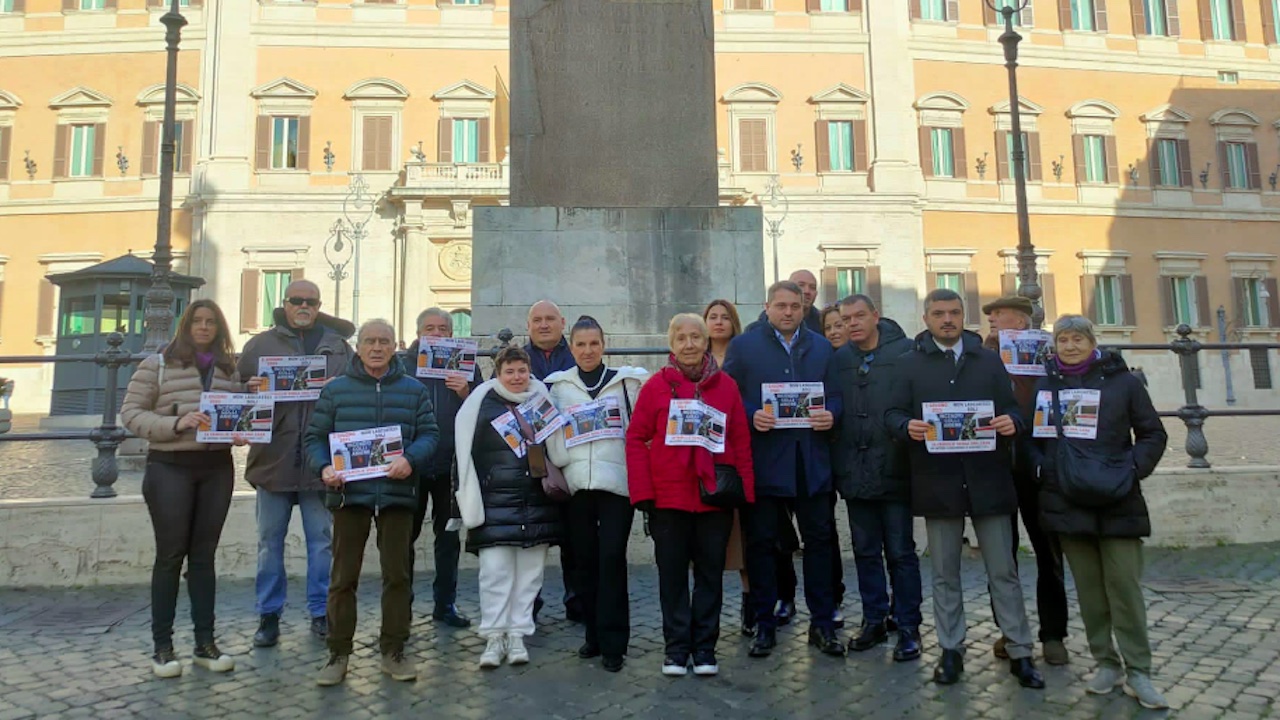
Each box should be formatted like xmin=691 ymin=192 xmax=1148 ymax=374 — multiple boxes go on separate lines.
xmin=546 ymin=316 xmax=648 ymax=673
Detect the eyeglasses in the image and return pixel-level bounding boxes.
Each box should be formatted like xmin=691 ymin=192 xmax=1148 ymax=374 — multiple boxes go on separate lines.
xmin=286 ymin=297 xmax=319 ymax=307
xmin=857 ymin=353 xmax=876 ymax=377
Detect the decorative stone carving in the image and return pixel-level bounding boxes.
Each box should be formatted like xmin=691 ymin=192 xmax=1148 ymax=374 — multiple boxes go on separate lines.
xmin=439 ymin=242 xmax=472 ymax=282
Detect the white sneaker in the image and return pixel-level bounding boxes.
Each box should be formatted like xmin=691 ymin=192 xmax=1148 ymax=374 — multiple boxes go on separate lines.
xmin=692 ymin=651 xmax=719 ymax=676
xmin=478 ymin=635 xmax=507 ymax=669
xmin=662 ymin=656 xmax=688 ymax=677
xmin=192 ymin=642 xmax=234 ymax=673
xmin=1124 ymin=671 xmax=1169 ymax=710
xmin=1085 ymin=666 xmax=1125 ymax=695
xmin=151 ymin=648 xmax=182 ymax=679
xmin=506 ymin=634 xmax=529 ymax=665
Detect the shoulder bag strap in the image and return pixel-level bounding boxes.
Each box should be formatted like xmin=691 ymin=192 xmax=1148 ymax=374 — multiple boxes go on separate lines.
xmin=1051 ymin=386 xmax=1065 ymax=440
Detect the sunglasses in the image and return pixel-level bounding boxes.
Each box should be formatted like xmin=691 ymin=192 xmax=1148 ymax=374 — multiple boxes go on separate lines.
xmin=286 ymin=297 xmax=319 ymax=307
xmin=858 ymin=353 xmax=876 ymax=377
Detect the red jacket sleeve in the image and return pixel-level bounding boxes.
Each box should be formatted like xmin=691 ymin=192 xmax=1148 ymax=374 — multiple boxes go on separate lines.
xmin=726 ymin=382 xmax=756 ymax=504
xmin=625 ymin=378 xmax=661 ymax=506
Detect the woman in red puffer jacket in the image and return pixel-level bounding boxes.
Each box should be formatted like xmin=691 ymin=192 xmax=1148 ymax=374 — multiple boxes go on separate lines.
xmin=626 ymin=313 xmax=755 ymax=679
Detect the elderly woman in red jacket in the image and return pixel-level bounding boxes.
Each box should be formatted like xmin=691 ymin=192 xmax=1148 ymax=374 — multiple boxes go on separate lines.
xmin=626 ymin=313 xmax=755 ymax=679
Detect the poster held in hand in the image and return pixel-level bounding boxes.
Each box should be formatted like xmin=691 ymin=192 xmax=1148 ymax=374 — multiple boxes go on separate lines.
xmin=328 ymin=425 xmax=405 ymax=482
xmin=563 ymin=396 xmax=624 ymax=448
xmin=257 ymin=355 xmax=328 ymax=401
xmin=491 ymin=391 xmax=566 ymax=457
xmin=664 ymin=399 xmax=727 ymax=453
xmin=416 ymin=336 xmax=478 ymax=380
xmin=1033 ymin=388 xmax=1101 ymax=439
xmin=998 ymin=330 xmax=1052 ymax=376
xmin=196 ymin=392 xmax=274 ymax=443
xmin=761 ymin=382 xmax=825 ymax=428
xmin=922 ymin=400 xmax=996 ymax=454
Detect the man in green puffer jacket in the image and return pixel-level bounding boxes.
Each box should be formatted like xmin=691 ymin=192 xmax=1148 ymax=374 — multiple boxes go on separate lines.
xmin=303 ymin=319 xmax=439 ymax=687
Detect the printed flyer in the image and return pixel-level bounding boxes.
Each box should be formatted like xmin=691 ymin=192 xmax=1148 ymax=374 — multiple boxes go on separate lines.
xmin=998 ymin=329 xmax=1052 ymax=376
xmin=761 ymin=382 xmax=825 ymax=428
xmin=1033 ymin=388 xmax=1102 ymax=439
xmin=416 ymin=336 xmax=478 ymax=380
xmin=257 ymin=355 xmax=328 ymax=401
xmin=922 ymin=400 xmax=996 ymax=454
xmin=563 ymin=396 xmax=624 ymax=448
xmin=328 ymin=425 xmax=405 ymax=482
xmin=664 ymin=399 xmax=727 ymax=454
xmin=491 ymin=391 xmax=566 ymax=457
xmin=196 ymin=392 xmax=274 ymax=443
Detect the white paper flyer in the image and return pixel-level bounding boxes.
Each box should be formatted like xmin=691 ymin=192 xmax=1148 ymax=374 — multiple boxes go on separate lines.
xmin=328 ymin=425 xmax=405 ymax=482
xmin=196 ymin=392 xmax=274 ymax=443
xmin=922 ymin=400 xmax=997 ymax=454
xmin=257 ymin=355 xmax=328 ymax=401
xmin=761 ymin=382 xmax=826 ymax=429
xmin=490 ymin=391 xmax=566 ymax=457
xmin=1033 ymin=388 xmax=1102 ymax=439
xmin=563 ymin=396 xmax=624 ymax=448
xmin=998 ymin=329 xmax=1052 ymax=377
xmin=415 ymin=336 xmax=478 ymax=381
xmin=664 ymin=399 xmax=727 ymax=454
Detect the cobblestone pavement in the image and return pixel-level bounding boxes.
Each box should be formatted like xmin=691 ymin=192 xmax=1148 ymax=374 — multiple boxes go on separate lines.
xmin=0 ymin=543 xmax=1277 ymax=719
xmin=2 ymin=415 xmax=1279 ymax=499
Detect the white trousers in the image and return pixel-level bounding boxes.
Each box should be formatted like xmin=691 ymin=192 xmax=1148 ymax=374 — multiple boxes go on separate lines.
xmin=478 ymin=545 xmax=548 ymax=638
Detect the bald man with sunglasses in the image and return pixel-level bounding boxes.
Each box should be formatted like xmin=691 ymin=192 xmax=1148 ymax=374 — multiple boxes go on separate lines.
xmin=239 ymin=279 xmax=356 ymax=648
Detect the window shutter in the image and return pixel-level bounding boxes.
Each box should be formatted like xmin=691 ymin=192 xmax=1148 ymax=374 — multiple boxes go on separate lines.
xmin=1001 ymin=273 xmax=1017 ymax=296
xmin=910 ymin=0 xmax=921 ymax=19
xmin=1120 ymin=274 xmax=1136 ymax=325
xmin=1081 ymin=275 xmax=1099 ymax=322
xmin=179 ymin=119 xmax=193 ymax=173
xmin=1198 ymin=0 xmax=1214 ymax=39
xmin=0 ymin=126 xmax=9 ymax=181
xmin=1267 ymin=278 xmax=1280 ymax=327
xmin=820 ymin=267 xmax=838 ymax=307
xmin=995 ymin=130 xmax=1010 ymax=180
xmin=1058 ymin=0 xmax=1073 ymax=29
xmin=1265 ymin=0 xmax=1278 ymax=42
xmin=1231 ymin=0 xmax=1246 ymax=40
xmin=292 ymin=266 xmax=306 ymax=282
xmin=1177 ymin=139 xmax=1193 ymax=187
xmin=12 ymin=0 xmax=24 ymax=12
xmin=53 ymin=124 xmax=68 ymax=178
xmin=1130 ymin=0 xmax=1146 ymax=34
xmin=361 ymin=116 xmax=378 ymax=171
xmin=1095 ymin=0 xmax=1108 ymax=31
xmin=946 ymin=0 xmax=958 ymax=21
xmin=853 ymin=119 xmax=869 ymax=172
xmin=295 ymin=116 xmax=310 ymax=170
xmin=1233 ymin=277 xmax=1247 ymax=323
xmin=142 ymin=121 xmax=158 ymax=175
xmin=1027 ymin=132 xmax=1043 ymax=181
xmin=62 ymin=0 xmax=75 ymax=10
xmin=850 ymin=0 xmax=862 ymax=10
xmin=255 ymin=116 xmax=271 ymax=170
xmin=1071 ymin=134 xmax=1086 ymax=184
xmin=437 ymin=117 xmax=453 ymax=163
xmin=952 ymin=128 xmax=967 ymax=178
xmin=478 ymin=117 xmax=491 ymax=163
xmin=1165 ymin=0 xmax=1180 ymax=34
xmin=1245 ymin=142 xmax=1262 ymax=190
xmin=926 ymin=271 xmax=939 ymax=290
xmin=984 ymin=0 xmax=997 ymax=24
xmin=1218 ymin=141 xmax=1230 ymax=188
xmin=91 ymin=123 xmax=105 ymax=177
xmin=1041 ymin=273 xmax=1057 ymax=320
xmin=963 ymin=272 xmax=980 ymax=325
xmin=37 ymin=279 xmax=55 ymax=337
xmin=807 ymin=0 xmax=820 ymax=10
xmin=240 ymin=269 xmax=261 ymax=333
xmin=816 ymin=120 xmax=832 ymax=173
xmin=1148 ymin=139 xmax=1161 ymax=183
xmin=1159 ymin=277 xmax=1176 ymax=326
xmin=1023 ymin=0 xmax=1035 ymax=25
xmin=1104 ymin=135 xmax=1119 ymax=184
xmin=1194 ymin=275 xmax=1211 ymax=326
xmin=918 ymin=127 xmax=933 ymax=178
xmin=866 ymin=265 xmax=882 ymax=310
xmin=104 ymin=0 xmax=116 ymax=8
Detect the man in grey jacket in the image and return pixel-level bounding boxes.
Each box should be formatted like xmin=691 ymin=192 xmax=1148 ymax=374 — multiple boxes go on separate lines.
xmin=237 ymin=279 xmax=355 ymax=647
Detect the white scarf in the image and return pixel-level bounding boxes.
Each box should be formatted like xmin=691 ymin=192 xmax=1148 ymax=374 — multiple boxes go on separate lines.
xmin=453 ymin=377 xmax=550 ymax=530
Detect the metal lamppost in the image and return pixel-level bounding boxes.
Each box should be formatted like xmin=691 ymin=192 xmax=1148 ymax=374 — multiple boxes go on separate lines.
xmin=988 ymin=0 xmax=1043 ymax=328
xmin=141 ymin=0 xmax=188 ymax=353
xmin=334 ymin=175 xmax=377 ymax=322
xmin=758 ymin=175 xmax=789 ymax=284
xmin=323 ymin=218 xmax=353 ymax=317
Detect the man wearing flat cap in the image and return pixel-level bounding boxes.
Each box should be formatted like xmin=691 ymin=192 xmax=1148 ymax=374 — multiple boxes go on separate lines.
xmin=982 ymin=296 xmax=1070 ymax=668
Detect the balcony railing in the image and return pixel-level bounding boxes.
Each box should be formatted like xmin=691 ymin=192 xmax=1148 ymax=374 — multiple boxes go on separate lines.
xmin=402 ymin=160 xmax=507 ymax=192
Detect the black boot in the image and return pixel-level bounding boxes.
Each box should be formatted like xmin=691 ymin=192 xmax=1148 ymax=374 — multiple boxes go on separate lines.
xmin=253 ymin=612 xmax=280 ymax=648
xmin=748 ymin=626 xmax=777 ymax=658
xmin=848 ymin=620 xmax=889 ymax=652
xmin=933 ymin=648 xmax=964 ymax=685
xmin=740 ymin=593 xmax=756 ymax=637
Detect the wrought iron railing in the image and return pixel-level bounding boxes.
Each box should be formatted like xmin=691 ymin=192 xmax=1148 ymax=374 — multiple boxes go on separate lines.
xmin=0 ymin=325 xmax=1277 ymax=498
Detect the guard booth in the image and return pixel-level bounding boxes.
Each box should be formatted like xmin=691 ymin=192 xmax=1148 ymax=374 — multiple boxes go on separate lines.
xmin=47 ymin=255 xmax=204 ymax=416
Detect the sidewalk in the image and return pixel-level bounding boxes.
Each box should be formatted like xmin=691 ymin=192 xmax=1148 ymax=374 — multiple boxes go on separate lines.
xmin=1 ymin=543 xmax=1277 ymax=719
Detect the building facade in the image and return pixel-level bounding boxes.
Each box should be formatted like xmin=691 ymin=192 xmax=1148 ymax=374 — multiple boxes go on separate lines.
xmin=1 ymin=0 xmax=1279 ymax=413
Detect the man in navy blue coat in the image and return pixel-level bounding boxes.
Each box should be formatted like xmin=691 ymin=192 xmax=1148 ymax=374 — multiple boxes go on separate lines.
xmin=724 ymin=280 xmax=845 ymax=658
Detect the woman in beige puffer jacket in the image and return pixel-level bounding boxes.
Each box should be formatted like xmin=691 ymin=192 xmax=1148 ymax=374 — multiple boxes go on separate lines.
xmin=121 ymin=299 xmax=243 ymax=679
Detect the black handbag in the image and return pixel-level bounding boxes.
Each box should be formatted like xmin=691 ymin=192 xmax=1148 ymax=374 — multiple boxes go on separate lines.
xmin=1051 ymin=386 xmax=1134 ymax=508
xmin=700 ymin=463 xmax=746 ymax=509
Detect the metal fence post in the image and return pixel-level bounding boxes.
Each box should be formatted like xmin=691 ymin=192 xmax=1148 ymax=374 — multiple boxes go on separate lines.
xmin=89 ymin=333 xmax=130 ymax=498
xmin=1171 ymin=324 xmax=1211 ymax=469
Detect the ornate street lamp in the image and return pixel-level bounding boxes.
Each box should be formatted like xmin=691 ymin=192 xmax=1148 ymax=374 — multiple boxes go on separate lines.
xmin=338 ymin=175 xmax=377 ymax=322
xmin=988 ymin=0 xmax=1043 ymax=328
xmin=141 ymin=0 xmax=188 ymax=352
xmin=758 ymin=175 xmax=788 ymax=284
xmin=323 ymin=218 xmax=353 ymax=317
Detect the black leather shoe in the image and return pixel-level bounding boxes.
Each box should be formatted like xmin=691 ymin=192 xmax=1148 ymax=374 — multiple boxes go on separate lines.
xmin=808 ymin=627 xmax=846 ymax=657
xmin=1010 ymin=658 xmax=1046 ymax=689
xmin=309 ymin=615 xmax=328 ymax=640
xmin=774 ymin=601 xmax=797 ymax=626
xmin=602 ymin=655 xmax=624 ymax=673
xmin=892 ymin=628 xmax=922 ymax=662
xmin=578 ymin=642 xmax=601 ymax=659
xmin=253 ymin=613 xmax=280 ymax=648
xmin=848 ymin=620 xmax=889 ymax=652
xmin=740 ymin=593 xmax=756 ymax=637
xmin=933 ymin=649 xmax=964 ymax=685
xmin=748 ymin=626 xmax=777 ymax=657
xmin=432 ymin=604 xmax=472 ymax=628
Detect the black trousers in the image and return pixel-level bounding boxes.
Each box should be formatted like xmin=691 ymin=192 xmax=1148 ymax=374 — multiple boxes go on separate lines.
xmin=745 ymin=485 xmax=839 ymax=632
xmin=990 ymin=469 xmax=1069 ymax=642
xmin=560 ymin=504 xmax=580 ymax=608
xmin=567 ymin=490 xmax=634 ymax=657
xmin=650 ymin=508 xmax=733 ymax=658
xmin=773 ymin=494 xmax=846 ymax=607
xmin=410 ymin=472 xmax=462 ymax=609
xmin=142 ymin=451 xmax=234 ymax=650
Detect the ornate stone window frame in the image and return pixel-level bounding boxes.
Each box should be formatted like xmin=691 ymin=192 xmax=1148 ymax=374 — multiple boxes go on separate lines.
xmin=724 ymin=82 xmax=782 ymax=175
xmin=345 ymin=78 xmax=409 ymax=174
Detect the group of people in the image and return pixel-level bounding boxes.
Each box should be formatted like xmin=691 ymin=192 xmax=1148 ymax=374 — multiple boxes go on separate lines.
xmin=119 ymin=268 xmax=1170 ymax=710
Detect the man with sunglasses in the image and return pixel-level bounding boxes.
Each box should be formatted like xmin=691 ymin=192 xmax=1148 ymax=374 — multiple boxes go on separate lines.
xmin=832 ymin=294 xmax=922 ymax=661
xmin=238 ymin=279 xmax=355 ymax=648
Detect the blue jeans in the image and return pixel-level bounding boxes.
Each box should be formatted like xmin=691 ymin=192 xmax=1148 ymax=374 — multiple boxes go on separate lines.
xmin=845 ymin=499 xmax=923 ymax=630
xmin=255 ymin=488 xmax=332 ymax=618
